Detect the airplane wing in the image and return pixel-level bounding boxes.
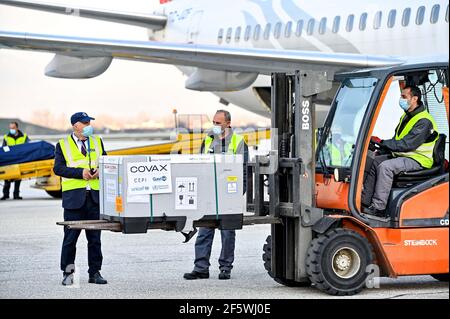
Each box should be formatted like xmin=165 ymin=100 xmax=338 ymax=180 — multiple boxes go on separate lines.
xmin=0 ymin=31 xmax=404 ymax=77
xmin=0 ymin=0 xmax=167 ymax=30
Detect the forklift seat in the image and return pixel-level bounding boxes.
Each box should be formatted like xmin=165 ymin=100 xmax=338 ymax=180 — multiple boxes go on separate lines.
xmin=393 ymin=134 xmax=447 ymax=188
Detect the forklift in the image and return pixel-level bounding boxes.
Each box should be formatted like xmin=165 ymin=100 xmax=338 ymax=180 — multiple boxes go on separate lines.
xmin=247 ymin=59 xmax=449 ymax=295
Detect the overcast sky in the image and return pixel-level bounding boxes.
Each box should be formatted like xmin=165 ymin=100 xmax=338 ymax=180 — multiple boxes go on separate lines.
xmin=0 ymin=0 xmax=270 ymax=130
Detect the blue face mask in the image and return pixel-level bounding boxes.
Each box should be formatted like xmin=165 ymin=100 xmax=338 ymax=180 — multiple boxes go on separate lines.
xmin=399 ymin=98 xmax=410 ymax=111
xmin=9 ymin=129 xmax=16 ymax=135
xmin=82 ymin=125 xmax=94 ymax=137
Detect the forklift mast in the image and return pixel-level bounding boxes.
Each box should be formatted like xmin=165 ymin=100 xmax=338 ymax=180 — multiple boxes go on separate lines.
xmin=248 ymin=71 xmax=333 ymax=283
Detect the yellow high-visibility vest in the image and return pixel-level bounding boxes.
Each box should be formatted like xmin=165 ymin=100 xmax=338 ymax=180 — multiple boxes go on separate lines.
xmin=3 ymin=133 xmax=27 ymax=146
xmin=393 ymin=110 xmax=438 ymax=169
xmin=203 ymin=133 xmax=244 ymax=154
xmin=329 ymin=142 xmax=353 ymax=166
xmin=59 ymin=135 xmax=103 ymax=192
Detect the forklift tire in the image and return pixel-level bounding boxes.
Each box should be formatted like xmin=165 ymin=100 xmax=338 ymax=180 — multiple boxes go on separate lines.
xmin=45 ymin=190 xmax=62 ymax=199
xmin=262 ymin=235 xmax=311 ymax=287
xmin=306 ymin=228 xmax=374 ymax=296
xmin=431 ymin=274 xmax=449 ymax=282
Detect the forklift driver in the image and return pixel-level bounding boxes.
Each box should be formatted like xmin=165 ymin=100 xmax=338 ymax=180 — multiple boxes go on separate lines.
xmin=361 ymin=86 xmax=439 ymax=217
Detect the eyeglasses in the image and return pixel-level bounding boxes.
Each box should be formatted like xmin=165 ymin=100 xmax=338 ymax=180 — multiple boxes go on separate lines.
xmin=212 ymin=121 xmax=223 ymax=125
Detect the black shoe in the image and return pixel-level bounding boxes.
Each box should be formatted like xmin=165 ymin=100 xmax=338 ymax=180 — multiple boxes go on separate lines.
xmin=0 ymin=196 xmax=9 ymax=201
xmin=218 ymin=270 xmax=231 ymax=280
xmin=183 ymin=271 xmax=209 ymax=280
xmin=363 ymin=205 xmax=386 ymax=217
xmin=88 ymin=272 xmax=108 ymax=284
xmin=62 ymin=272 xmax=74 ymax=286
xmin=13 ymin=196 xmax=22 ymax=200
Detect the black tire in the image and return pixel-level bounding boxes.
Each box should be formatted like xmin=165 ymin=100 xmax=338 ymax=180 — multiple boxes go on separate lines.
xmin=306 ymin=228 xmax=374 ymax=296
xmin=262 ymin=235 xmax=311 ymax=287
xmin=431 ymin=274 xmax=449 ymax=282
xmin=45 ymin=190 xmax=62 ymax=198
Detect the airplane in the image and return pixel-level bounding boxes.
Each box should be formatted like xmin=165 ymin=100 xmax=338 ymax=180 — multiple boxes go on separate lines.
xmin=0 ymin=0 xmax=448 ymax=119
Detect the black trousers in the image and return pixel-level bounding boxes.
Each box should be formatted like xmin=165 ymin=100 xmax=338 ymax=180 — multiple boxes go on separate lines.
xmin=60 ymin=191 xmax=103 ymax=275
xmin=3 ymin=180 xmax=21 ymax=198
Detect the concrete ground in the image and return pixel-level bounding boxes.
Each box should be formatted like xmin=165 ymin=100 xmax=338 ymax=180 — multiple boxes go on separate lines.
xmin=0 ymin=181 xmax=448 ymax=299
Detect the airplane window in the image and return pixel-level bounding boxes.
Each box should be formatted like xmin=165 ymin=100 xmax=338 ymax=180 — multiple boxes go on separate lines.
xmin=254 ymin=24 xmax=261 ymax=41
xmin=333 ymin=16 xmax=341 ymax=33
xmin=285 ymin=21 xmax=293 ymax=38
xmin=218 ymin=28 xmax=224 ymax=44
xmin=296 ymin=20 xmax=304 ymax=36
xmin=226 ymin=27 xmax=232 ymax=43
xmin=307 ymin=18 xmax=315 ymax=35
xmin=319 ymin=17 xmax=327 ymax=34
xmin=235 ymin=26 xmax=242 ymax=42
xmin=374 ymin=11 xmax=382 ymax=29
xmin=274 ymin=22 xmax=282 ymax=39
xmin=346 ymin=14 xmax=354 ymax=32
xmin=431 ymin=4 xmax=440 ymax=24
xmin=359 ymin=13 xmax=368 ymax=30
xmin=388 ymin=9 xmax=397 ymax=28
xmin=264 ymin=23 xmax=272 ymax=40
xmin=402 ymin=8 xmax=411 ymax=26
xmin=244 ymin=26 xmax=252 ymax=41
xmin=416 ymin=6 xmax=425 ymax=25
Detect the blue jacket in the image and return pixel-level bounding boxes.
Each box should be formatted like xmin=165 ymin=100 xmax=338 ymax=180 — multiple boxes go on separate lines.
xmin=53 ymin=135 xmax=106 ymax=210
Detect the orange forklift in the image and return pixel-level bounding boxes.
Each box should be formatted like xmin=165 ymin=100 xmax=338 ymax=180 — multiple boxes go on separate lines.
xmin=247 ymin=58 xmax=449 ymax=295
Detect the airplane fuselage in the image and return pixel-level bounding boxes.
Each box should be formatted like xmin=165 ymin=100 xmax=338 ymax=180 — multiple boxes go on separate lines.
xmin=152 ymin=0 xmax=449 ymax=117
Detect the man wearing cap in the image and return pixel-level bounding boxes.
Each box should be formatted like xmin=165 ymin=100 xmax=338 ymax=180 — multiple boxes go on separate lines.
xmin=53 ymin=112 xmax=107 ymax=286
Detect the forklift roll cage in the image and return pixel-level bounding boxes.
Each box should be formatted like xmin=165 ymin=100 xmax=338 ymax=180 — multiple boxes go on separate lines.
xmin=332 ymin=61 xmax=448 ymax=227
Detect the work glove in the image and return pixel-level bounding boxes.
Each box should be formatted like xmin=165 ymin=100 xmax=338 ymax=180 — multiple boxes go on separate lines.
xmin=370 ymin=136 xmax=383 ymax=144
xmin=369 ymin=136 xmax=383 ymax=152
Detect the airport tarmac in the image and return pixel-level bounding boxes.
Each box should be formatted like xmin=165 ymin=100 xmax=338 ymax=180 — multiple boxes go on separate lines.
xmin=0 ymin=180 xmax=448 ymax=299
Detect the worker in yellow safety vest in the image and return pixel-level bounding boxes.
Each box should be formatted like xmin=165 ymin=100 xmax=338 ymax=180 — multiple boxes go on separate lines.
xmin=1 ymin=121 xmax=30 ymax=200
xmin=327 ymin=130 xmax=354 ymax=167
xmin=53 ymin=112 xmax=108 ymax=286
xmin=184 ymin=110 xmax=248 ymax=281
xmin=362 ymin=86 xmax=439 ymax=217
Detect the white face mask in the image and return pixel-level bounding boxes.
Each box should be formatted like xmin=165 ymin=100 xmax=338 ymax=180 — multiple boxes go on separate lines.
xmin=212 ymin=125 xmax=223 ymax=135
